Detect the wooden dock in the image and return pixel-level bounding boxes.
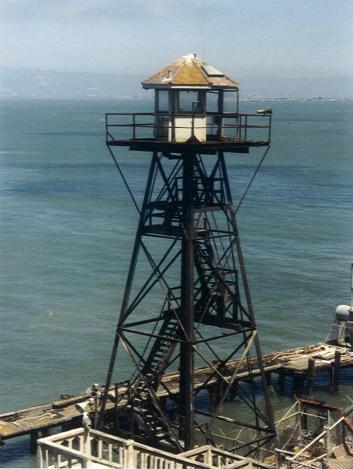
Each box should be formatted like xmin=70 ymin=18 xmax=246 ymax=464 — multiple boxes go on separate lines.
xmin=1 ymin=342 xmax=352 ymax=447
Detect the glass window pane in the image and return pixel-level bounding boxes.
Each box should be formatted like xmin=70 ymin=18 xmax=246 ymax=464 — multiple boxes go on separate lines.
xmin=178 ymin=91 xmax=199 ymax=113
xmin=158 ymin=91 xmax=169 ymax=112
xmin=206 ymin=92 xmax=219 ymax=113
xmin=224 ymin=92 xmax=237 ymax=113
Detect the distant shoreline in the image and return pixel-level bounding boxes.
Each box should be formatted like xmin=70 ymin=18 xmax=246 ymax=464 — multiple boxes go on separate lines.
xmin=1 ymin=95 xmax=352 ymax=102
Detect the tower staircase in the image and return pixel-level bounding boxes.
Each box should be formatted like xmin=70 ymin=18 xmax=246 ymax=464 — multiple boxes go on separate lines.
xmin=194 ymin=234 xmax=238 ymax=327
xmin=141 ymin=317 xmax=180 ymax=378
xmin=129 ymin=317 xmax=181 ymax=449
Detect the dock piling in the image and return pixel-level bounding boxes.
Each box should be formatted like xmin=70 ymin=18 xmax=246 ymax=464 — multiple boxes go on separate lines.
xmin=1 ymin=342 xmax=352 ymax=447
xmin=30 ymin=430 xmax=38 ymax=453
xmin=331 ymin=351 xmax=341 ymax=393
xmin=307 ymin=358 xmax=316 ymax=396
xmin=265 ymin=372 xmax=275 ymax=395
xmin=277 ymin=371 xmax=285 ymax=394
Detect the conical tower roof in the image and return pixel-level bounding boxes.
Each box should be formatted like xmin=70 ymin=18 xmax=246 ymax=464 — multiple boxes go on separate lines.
xmin=142 ymin=53 xmax=239 ymax=89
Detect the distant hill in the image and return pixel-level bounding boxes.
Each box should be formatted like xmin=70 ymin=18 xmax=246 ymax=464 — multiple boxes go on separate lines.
xmin=240 ymin=75 xmax=353 ymax=99
xmin=1 ymin=67 xmax=352 ymax=99
xmin=0 ymin=68 xmax=144 ymax=99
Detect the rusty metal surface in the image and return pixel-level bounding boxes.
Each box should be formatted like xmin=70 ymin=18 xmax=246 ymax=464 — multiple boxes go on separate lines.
xmin=2 ymin=342 xmax=352 ymax=443
xmin=142 ymin=53 xmax=238 ymax=89
xmin=97 ymin=147 xmax=278 ymax=452
xmin=105 ymin=111 xmax=272 ymax=151
xmin=297 ymin=397 xmax=342 ymax=411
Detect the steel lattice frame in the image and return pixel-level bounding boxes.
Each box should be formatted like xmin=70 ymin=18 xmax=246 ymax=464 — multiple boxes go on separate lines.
xmin=99 ymin=148 xmax=276 ymax=457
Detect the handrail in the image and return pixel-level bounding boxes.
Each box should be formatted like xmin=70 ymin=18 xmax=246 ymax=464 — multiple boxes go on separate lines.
xmin=106 ymin=123 xmax=269 ymax=128
xmin=105 ymin=111 xmax=270 ymax=122
xmin=38 ymin=428 xmax=219 ymax=469
xmin=286 ymin=455 xmax=327 ymax=469
xmin=38 ymin=427 xmax=274 ymax=469
xmin=289 ymin=415 xmax=346 ymax=462
xmin=105 ymin=111 xmax=271 ymax=145
xmin=38 ymin=440 xmax=90 ymax=468
xmin=274 ymin=400 xmax=298 ymax=424
xmin=276 ymin=411 xmax=326 ymax=426
xmin=105 ymin=111 xmax=264 ymax=117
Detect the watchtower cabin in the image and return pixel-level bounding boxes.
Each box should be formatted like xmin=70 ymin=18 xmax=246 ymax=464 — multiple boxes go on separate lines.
xmin=143 ymin=53 xmax=238 ymax=144
xmin=106 ymin=53 xmax=271 ymax=153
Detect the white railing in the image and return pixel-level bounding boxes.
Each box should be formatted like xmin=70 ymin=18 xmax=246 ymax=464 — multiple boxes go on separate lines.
xmin=180 ymin=445 xmax=272 ymax=468
xmin=38 ymin=428 xmax=271 ymax=469
xmin=38 ymin=428 xmax=125 ymax=468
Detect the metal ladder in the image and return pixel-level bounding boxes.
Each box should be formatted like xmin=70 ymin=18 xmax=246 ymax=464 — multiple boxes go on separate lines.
xmin=194 ymin=235 xmax=238 ymax=324
xmin=130 ymin=317 xmax=181 ymax=447
xmin=142 ymin=317 xmax=180 ymax=377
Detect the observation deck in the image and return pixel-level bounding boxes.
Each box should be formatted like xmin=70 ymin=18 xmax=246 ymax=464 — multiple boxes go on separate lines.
xmin=105 ymin=110 xmax=272 ymax=154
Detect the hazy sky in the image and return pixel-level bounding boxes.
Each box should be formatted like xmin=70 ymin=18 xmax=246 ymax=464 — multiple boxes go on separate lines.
xmin=1 ymin=0 xmax=352 ymax=78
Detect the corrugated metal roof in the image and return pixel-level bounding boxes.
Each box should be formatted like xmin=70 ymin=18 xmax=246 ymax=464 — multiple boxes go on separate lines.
xmin=142 ymin=53 xmax=239 ymax=89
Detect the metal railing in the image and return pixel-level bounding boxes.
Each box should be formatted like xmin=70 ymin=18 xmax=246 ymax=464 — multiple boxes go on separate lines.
xmin=38 ymin=427 xmax=272 ymax=468
xmin=281 ymin=416 xmax=353 ymax=468
xmin=105 ymin=112 xmax=272 ymax=145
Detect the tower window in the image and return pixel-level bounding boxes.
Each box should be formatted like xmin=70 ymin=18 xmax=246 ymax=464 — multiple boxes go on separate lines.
xmin=178 ymin=91 xmax=203 ymax=113
xmin=157 ymin=90 xmax=169 ymax=112
xmin=206 ymin=91 xmax=219 ymax=113
xmin=224 ymin=91 xmax=238 ymax=113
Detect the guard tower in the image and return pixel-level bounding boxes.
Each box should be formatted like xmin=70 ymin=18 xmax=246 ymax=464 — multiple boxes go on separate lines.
xmin=100 ymin=54 xmax=275 ymax=457
xmin=144 ymin=52 xmax=239 ymax=143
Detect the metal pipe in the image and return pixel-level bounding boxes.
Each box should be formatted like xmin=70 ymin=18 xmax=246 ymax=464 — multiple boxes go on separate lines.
xmin=351 ymin=262 xmax=353 ymax=308
xmin=98 ymin=152 xmax=158 ymax=426
xmin=219 ymin=151 xmax=276 ymax=438
xmin=179 ymin=151 xmax=195 ymax=450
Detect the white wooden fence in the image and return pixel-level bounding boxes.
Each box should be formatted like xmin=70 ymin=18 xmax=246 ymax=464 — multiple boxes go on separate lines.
xmin=37 ymin=427 xmax=272 ymax=469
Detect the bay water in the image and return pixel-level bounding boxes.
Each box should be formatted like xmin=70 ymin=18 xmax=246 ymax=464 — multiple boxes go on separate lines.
xmin=0 ymin=98 xmax=353 ymax=467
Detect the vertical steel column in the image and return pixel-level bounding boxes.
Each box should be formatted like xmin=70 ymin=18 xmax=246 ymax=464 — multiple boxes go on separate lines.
xmin=218 ymin=151 xmax=276 ymax=434
xmin=217 ymin=90 xmax=224 ymax=139
xmin=98 ymin=152 xmax=159 ymax=427
xmin=179 ymin=151 xmax=195 ymax=450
